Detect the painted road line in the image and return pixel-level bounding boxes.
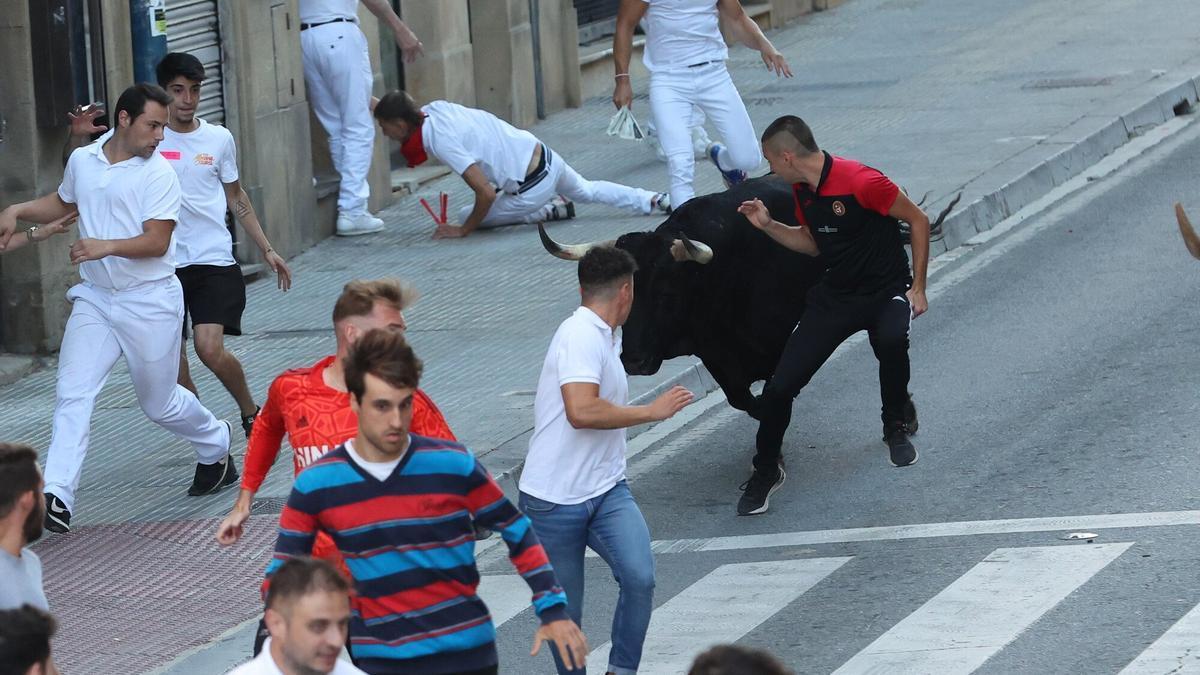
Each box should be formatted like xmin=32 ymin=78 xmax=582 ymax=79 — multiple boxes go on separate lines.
xmin=589 ymin=557 xmax=852 ymax=673
xmin=645 ymin=510 xmax=1200 ymax=555
xmin=477 ymin=573 xmax=535 ymax=629
xmin=1119 ymin=602 xmax=1200 ymax=674
xmin=833 ymin=542 xmax=1132 ymax=675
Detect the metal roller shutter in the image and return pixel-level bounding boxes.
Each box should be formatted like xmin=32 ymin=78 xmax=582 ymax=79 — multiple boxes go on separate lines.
xmin=165 ymin=0 xmax=225 ymax=125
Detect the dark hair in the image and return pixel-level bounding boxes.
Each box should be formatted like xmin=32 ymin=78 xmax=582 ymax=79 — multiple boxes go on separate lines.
xmin=373 ymin=90 xmax=425 ymax=127
xmin=762 ymin=115 xmax=819 ymax=155
xmin=578 ymin=246 xmax=637 ymax=299
xmin=266 ymin=557 xmax=352 ymax=611
xmin=114 ymin=83 xmax=173 ymax=123
xmin=156 ymin=52 xmax=207 ymax=88
xmin=688 ymin=644 xmax=794 ymax=675
xmin=0 ymin=443 xmax=40 ymax=519
xmin=332 ymin=279 xmax=415 ymax=326
xmin=0 ymin=604 xmax=56 ymax=673
xmin=344 ymin=329 xmax=423 ymax=402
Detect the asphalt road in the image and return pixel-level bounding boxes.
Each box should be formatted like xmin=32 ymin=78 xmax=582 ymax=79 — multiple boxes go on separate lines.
xmin=484 ymin=115 xmax=1200 ymax=674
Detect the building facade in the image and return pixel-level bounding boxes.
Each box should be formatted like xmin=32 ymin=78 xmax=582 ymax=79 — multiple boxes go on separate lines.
xmin=0 ymin=0 xmax=831 ymax=354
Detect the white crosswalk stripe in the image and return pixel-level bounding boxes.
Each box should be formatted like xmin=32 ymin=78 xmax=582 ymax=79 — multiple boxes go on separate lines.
xmin=1119 ymin=602 xmax=1200 ymax=674
xmin=484 ymin=539 xmax=1200 ymax=673
xmin=832 ymin=542 xmax=1133 ymax=674
xmin=588 ymin=557 xmax=851 ymax=674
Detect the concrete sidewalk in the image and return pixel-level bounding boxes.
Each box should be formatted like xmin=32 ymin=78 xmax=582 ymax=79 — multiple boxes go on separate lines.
xmin=4 ymin=0 xmax=1200 ymax=671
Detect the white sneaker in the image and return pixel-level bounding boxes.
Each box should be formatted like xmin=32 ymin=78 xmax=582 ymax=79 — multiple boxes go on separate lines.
xmin=336 ymin=212 xmax=384 ymax=237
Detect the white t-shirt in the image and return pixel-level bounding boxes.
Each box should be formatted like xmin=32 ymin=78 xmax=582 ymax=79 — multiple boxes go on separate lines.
xmin=59 ymin=138 xmax=181 ymax=290
xmin=226 ymin=638 xmax=366 ymax=675
xmin=421 ymin=101 xmax=540 ymax=195
xmin=345 ymin=438 xmax=404 ymax=482
xmin=299 ymin=0 xmax=358 ymax=24
xmin=641 ymin=0 xmax=729 ymax=73
xmin=158 ymin=119 xmax=240 ymax=267
xmin=521 ymin=307 xmax=630 ymax=505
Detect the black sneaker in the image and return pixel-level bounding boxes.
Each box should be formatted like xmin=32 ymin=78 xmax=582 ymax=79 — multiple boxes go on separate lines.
xmin=241 ymin=405 xmax=261 ymax=437
xmin=884 ymin=424 xmax=918 ymax=467
xmin=736 ymin=464 xmax=786 ymax=516
xmin=44 ymin=493 xmax=71 ymax=534
xmin=903 ymin=394 xmax=919 ymax=435
xmin=189 ymin=421 xmax=239 ymax=496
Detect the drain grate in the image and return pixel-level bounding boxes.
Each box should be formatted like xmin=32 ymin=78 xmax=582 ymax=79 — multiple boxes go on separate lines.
xmin=1024 ymin=76 xmax=1113 ymax=90
xmin=251 ymin=497 xmax=288 ymax=514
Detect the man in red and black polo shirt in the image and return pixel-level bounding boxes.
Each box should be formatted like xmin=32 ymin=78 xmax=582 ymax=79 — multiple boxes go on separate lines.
xmin=735 ymin=115 xmax=929 ymax=516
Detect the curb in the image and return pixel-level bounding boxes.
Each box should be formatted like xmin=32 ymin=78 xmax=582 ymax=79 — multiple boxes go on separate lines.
xmin=930 ymin=73 xmax=1200 ymax=255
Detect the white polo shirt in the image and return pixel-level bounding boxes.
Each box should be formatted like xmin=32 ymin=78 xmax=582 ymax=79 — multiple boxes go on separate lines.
xmin=299 ymin=0 xmax=358 ymax=24
xmin=521 ymin=306 xmax=630 ymax=505
xmin=421 ymin=101 xmax=540 ymax=195
xmin=59 ymin=138 xmax=181 ymax=290
xmin=158 ymin=119 xmax=240 ymax=267
xmin=641 ymin=0 xmax=729 ymax=73
xmin=226 ymin=639 xmax=366 ymax=675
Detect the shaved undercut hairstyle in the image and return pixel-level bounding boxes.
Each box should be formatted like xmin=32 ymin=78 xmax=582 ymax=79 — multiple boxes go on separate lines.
xmin=373 ymin=90 xmax=425 ymax=127
xmin=579 ymin=246 xmax=637 ymax=301
xmin=115 ymin=82 xmax=173 ymax=122
xmin=688 ymin=644 xmax=794 ymax=675
xmin=265 ymin=557 xmax=351 ymax=612
xmin=0 ymin=443 xmax=40 ymax=519
xmin=0 ymin=604 xmax=56 ymax=673
xmin=332 ymin=279 xmax=417 ymax=326
xmin=344 ymin=328 xmax=423 ymax=402
xmin=156 ymin=51 xmax=206 ymax=87
xmin=762 ymin=115 xmax=819 ymax=156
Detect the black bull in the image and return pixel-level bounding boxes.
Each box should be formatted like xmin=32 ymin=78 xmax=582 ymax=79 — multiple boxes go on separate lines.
xmin=538 ymin=176 xmax=955 ymax=414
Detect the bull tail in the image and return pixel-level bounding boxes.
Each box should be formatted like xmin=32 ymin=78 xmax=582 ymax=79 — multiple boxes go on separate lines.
xmin=1175 ymin=202 xmax=1200 ymax=260
xmin=931 ymin=192 xmax=962 ymax=231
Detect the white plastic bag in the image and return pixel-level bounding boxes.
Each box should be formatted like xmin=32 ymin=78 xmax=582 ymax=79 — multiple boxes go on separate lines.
xmin=606 ymin=106 xmax=645 ymax=141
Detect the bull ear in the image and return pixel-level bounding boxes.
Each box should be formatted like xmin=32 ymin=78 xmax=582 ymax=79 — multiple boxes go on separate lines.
xmin=1176 ymin=202 xmax=1200 ymax=260
xmin=670 ymin=234 xmax=714 ymax=264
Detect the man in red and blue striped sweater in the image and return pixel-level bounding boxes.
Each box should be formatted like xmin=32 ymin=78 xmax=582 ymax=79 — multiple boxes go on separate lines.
xmin=265 ymin=328 xmax=588 ymax=674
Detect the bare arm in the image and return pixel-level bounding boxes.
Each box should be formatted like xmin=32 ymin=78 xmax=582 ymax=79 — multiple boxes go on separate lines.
xmin=612 ymin=0 xmax=648 ymax=109
xmin=63 ymin=104 xmax=107 ymax=167
xmin=360 ymin=0 xmax=423 ymax=62
xmin=223 ymin=180 xmax=292 ymax=290
xmin=562 ymin=382 xmax=693 ymax=430
xmin=434 ymin=163 xmax=496 ymax=239
xmin=0 ymin=211 xmax=77 ymax=253
xmin=0 ymin=193 xmax=76 ymax=250
xmin=738 ymin=198 xmax=820 ymax=256
xmin=717 ymin=0 xmax=792 ymax=77
xmin=890 ymin=191 xmax=930 ymax=315
xmin=70 ymin=219 xmax=175 ymax=264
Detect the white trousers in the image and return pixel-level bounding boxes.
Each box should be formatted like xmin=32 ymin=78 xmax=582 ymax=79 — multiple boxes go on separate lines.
xmin=44 ymin=278 xmax=230 ymax=511
xmin=456 ymin=146 xmax=658 ymax=227
xmin=301 ymin=21 xmax=375 ymax=216
xmin=649 ymin=62 xmax=763 ymax=207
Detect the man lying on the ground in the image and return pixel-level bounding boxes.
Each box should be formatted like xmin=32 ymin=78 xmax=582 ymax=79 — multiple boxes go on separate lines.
xmin=373 ymin=90 xmax=671 ymax=239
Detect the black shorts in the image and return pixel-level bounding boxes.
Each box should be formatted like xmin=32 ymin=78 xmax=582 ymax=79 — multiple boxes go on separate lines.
xmin=177 ymin=263 xmax=247 ymax=338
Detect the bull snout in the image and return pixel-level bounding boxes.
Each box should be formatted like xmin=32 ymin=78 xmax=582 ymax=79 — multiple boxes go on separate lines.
xmin=621 ymin=353 xmax=663 ymax=376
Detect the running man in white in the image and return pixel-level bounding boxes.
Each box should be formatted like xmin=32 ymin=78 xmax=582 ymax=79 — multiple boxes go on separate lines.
xmin=299 ymin=0 xmax=423 ymax=237
xmin=373 ymin=91 xmax=671 ymax=239
xmin=0 ymin=84 xmax=235 ymax=533
xmin=614 ymin=0 xmax=792 ymax=208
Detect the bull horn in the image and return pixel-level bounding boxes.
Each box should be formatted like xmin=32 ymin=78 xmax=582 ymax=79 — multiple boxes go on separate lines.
xmin=670 ymin=234 xmax=714 ymax=264
xmin=1176 ymin=202 xmax=1200 ymax=260
xmin=538 ymin=223 xmax=614 ymax=261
